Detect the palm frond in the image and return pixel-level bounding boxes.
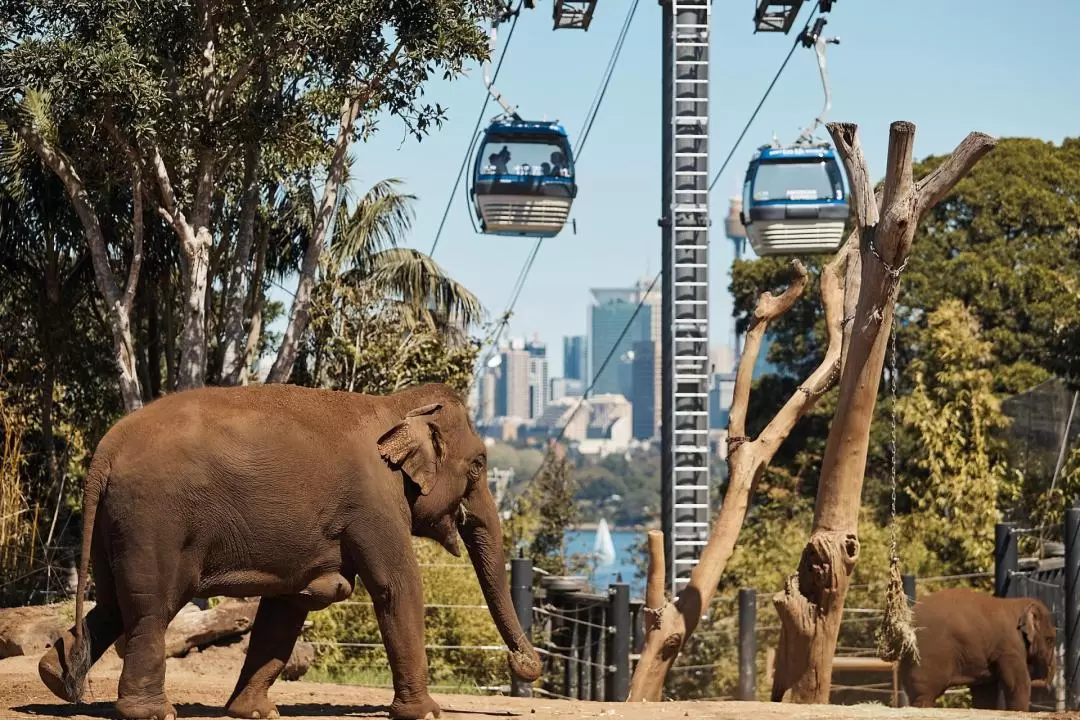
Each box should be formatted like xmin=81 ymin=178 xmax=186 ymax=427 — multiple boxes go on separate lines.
xmin=330 ymin=178 xmax=416 ymax=274
xmin=362 ymin=247 xmax=485 ymax=334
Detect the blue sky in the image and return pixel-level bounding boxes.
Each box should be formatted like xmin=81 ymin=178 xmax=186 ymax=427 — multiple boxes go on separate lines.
xmin=268 ymin=0 xmax=1079 ymax=379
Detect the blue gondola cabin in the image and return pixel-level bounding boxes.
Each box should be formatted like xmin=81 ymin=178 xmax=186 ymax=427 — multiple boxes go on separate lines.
xmin=741 ymin=144 xmax=849 ymax=256
xmin=471 ymin=119 xmax=578 ymax=238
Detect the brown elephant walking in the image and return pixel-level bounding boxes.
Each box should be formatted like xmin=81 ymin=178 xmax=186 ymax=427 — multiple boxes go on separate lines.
xmin=899 ymin=587 xmax=1056 ymax=710
xmin=38 ymin=383 xmax=541 ymax=720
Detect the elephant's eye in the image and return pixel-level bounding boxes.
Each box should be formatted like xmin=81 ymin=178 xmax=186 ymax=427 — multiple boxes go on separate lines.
xmin=468 ymin=457 xmax=484 ymax=479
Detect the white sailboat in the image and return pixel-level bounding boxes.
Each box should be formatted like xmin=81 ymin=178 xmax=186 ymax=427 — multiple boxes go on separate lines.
xmin=593 ymin=518 xmax=616 ymax=567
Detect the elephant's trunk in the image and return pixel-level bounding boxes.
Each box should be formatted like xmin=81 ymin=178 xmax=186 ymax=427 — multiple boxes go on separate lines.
xmin=459 ymin=483 xmax=542 ymax=683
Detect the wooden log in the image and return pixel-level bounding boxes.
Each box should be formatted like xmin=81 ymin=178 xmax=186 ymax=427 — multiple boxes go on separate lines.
xmin=116 ymin=598 xmax=259 ymax=658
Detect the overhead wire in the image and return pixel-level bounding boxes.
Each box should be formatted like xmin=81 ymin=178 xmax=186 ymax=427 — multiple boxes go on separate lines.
xmin=707 ymin=1 xmax=821 ymax=193
xmin=428 ymin=5 xmax=522 ymax=259
xmin=574 ymin=0 xmax=640 ymax=160
xmin=471 ymin=0 xmax=642 ymax=373
xmin=512 ymin=2 xmax=830 ymax=496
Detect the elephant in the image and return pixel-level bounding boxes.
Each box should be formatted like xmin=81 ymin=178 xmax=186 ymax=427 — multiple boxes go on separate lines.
xmin=37 ymin=382 xmax=541 ymax=720
xmin=899 ymin=587 xmax=1056 ymax=710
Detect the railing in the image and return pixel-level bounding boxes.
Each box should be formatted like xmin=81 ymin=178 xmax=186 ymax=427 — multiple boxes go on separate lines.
xmin=509 ymin=557 xmax=638 ymax=700
xmin=994 ymin=508 xmax=1080 ymax=712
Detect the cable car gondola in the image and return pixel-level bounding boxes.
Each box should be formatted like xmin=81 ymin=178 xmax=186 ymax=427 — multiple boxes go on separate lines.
xmin=470 ymin=118 xmax=578 ymax=238
xmin=740 ymin=15 xmax=849 ymax=256
xmin=741 ymin=143 xmax=849 ymax=256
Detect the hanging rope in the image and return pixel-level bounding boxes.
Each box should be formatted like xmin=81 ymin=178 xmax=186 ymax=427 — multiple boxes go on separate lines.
xmin=875 ymin=310 xmax=919 ymax=664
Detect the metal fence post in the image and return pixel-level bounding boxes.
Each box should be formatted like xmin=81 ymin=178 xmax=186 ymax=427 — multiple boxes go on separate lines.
xmin=510 ymin=556 xmax=533 ymax=698
xmin=606 ymin=582 xmax=630 ymax=701
xmin=737 ymin=588 xmax=757 ymax=701
xmin=1065 ymin=508 xmax=1080 ymax=710
xmin=901 ymin=574 xmax=916 ymax=605
xmin=994 ymin=522 xmax=1017 ymax=597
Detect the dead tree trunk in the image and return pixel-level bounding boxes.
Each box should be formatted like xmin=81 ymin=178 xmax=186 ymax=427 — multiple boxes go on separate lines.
xmin=628 ymin=246 xmax=852 ymax=700
xmin=771 ymin=121 xmax=996 ymax=704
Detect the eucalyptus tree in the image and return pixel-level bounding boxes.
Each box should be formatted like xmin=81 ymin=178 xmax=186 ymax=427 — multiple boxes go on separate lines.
xmin=1 ymin=0 xmax=498 ymax=408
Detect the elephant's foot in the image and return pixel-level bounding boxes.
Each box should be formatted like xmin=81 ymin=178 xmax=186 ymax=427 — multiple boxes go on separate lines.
xmin=389 ymin=693 xmax=441 ymax=720
xmin=38 ymin=640 xmax=79 ymax=702
xmin=115 ymin=695 xmax=176 ymax=720
xmin=226 ymin=688 xmax=280 ymax=719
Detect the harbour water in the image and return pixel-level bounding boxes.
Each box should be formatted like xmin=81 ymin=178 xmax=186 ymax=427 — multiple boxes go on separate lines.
xmin=564 ymin=528 xmax=646 ymax=597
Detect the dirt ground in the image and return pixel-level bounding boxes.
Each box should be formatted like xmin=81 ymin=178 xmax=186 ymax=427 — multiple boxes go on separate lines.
xmin=0 ymin=653 xmax=1066 ymax=720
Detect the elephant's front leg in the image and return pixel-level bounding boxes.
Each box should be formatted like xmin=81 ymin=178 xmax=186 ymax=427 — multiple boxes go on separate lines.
xmin=226 ymin=597 xmax=308 ymax=719
xmin=349 ymin=527 xmax=438 ymax=720
xmin=997 ymin=658 xmax=1032 ymax=711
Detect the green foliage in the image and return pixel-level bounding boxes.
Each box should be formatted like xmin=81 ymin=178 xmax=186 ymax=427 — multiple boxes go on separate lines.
xmin=896 ymin=300 xmax=1017 ymax=572
xmin=305 ymin=538 xmax=506 ymax=689
xmin=486 ymin=443 xmax=545 ymax=486
xmin=299 ymin=279 xmax=479 ymax=396
xmin=502 ymin=454 xmax=586 ymax=578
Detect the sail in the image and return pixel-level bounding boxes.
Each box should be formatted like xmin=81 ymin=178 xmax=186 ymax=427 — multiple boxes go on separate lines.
xmin=593 ymin=518 xmax=616 ymax=567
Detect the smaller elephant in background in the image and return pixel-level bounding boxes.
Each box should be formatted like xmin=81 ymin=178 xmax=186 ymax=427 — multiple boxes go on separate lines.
xmin=900 ymin=587 xmax=1056 ymax=710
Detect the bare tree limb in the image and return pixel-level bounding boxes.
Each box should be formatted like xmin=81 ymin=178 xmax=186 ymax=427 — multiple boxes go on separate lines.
xmin=771 ymin=121 xmax=996 ymax=704
xmin=827 ymin=123 xmax=878 ymax=228
xmin=628 ymin=251 xmax=850 ymax=701
xmin=915 ymin=131 xmax=997 ymax=212
xmin=728 ymin=261 xmax=809 ymax=440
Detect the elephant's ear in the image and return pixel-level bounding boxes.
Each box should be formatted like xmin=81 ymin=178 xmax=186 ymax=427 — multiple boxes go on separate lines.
xmin=1019 ymin=603 xmax=1040 ymax=649
xmin=377 ymin=403 xmax=444 ymax=495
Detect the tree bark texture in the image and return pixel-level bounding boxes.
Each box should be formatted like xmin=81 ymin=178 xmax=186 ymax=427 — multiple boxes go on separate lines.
xmin=628 ymin=246 xmax=851 ymax=701
xmin=220 ymin=145 xmax=260 ymax=385
xmin=12 ymin=124 xmax=145 ymax=412
xmin=267 ymin=42 xmax=404 ymax=384
xmin=265 ymin=95 xmax=361 ymax=384
xmin=771 ymin=122 xmax=997 ymax=704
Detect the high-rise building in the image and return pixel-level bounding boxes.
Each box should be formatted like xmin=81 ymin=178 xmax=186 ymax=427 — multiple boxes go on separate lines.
xmin=495 ymin=339 xmax=530 ymax=419
xmin=526 ymin=338 xmax=549 ymax=420
xmin=631 ymin=340 xmax=658 ymax=440
xmin=709 ymin=371 xmax=737 ymax=430
xmin=477 ymin=368 xmax=497 ymax=422
xmin=550 ymin=377 xmax=583 ymax=403
xmin=563 ymin=335 xmax=587 ymax=382
xmin=588 ymin=278 xmax=660 ymax=396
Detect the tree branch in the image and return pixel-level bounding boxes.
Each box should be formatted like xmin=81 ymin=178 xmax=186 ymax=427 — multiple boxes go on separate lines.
xmin=755 ymin=247 xmax=847 ymax=456
xmin=123 ymin=162 xmax=145 ymax=313
xmin=915 ymin=131 xmax=997 ymax=212
xmin=728 ymin=260 xmax=809 ymax=439
xmin=826 ymin=122 xmax=878 ymax=227
xmin=149 ymin=145 xmax=184 ymax=233
xmin=266 ymin=40 xmax=406 ymax=384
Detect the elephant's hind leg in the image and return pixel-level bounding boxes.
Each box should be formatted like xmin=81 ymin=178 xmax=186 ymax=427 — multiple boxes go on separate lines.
xmin=39 ymin=547 xmax=125 ymax=701
xmin=113 ymin=550 xmax=193 ymax=720
xmin=225 ymin=596 xmax=307 ymax=719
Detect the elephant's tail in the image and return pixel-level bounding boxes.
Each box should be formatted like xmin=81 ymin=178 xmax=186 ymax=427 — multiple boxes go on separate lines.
xmin=66 ymin=456 xmax=108 ymax=703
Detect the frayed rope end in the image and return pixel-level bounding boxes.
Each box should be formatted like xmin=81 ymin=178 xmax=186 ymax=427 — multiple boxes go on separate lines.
xmin=875 ymin=560 xmax=920 ymax=665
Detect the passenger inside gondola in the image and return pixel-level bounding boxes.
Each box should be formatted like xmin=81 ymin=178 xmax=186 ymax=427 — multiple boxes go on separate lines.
xmin=548 ymin=151 xmax=567 ymax=176
xmin=489 ymin=146 xmax=511 ymax=174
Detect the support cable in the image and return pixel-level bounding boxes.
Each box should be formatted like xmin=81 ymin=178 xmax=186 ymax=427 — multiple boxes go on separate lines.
xmin=707 ymin=1 xmax=821 ymax=193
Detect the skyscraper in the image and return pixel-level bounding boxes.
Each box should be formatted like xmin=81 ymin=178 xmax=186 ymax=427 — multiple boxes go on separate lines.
xmin=526 ymin=338 xmax=549 ymax=420
xmin=495 ymin=339 xmax=530 ymax=419
xmin=563 ymin=335 xmax=587 ymax=382
xmin=631 ymin=340 xmax=657 ymax=440
xmin=588 ymin=278 xmax=660 ymax=396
